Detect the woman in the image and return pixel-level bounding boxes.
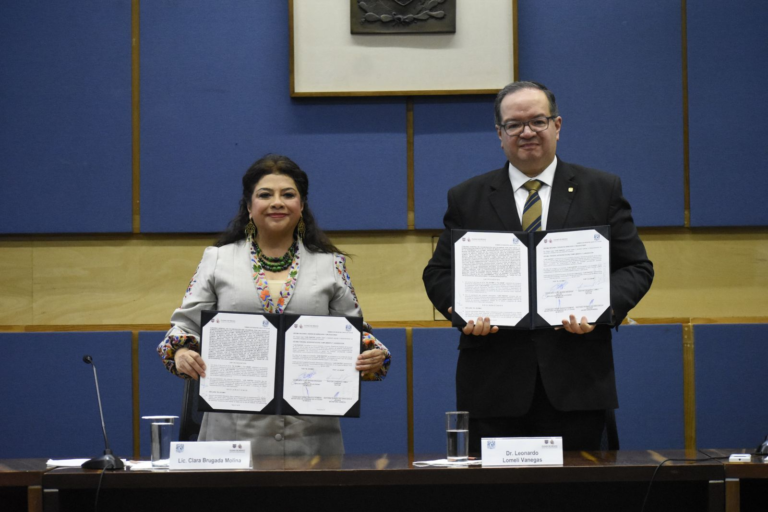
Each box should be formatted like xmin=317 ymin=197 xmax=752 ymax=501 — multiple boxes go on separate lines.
xmin=157 ymin=154 xmax=390 ymax=457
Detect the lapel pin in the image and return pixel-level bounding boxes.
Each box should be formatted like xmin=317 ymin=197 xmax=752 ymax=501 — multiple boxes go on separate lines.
xmin=568 ymin=187 xmax=574 ymax=193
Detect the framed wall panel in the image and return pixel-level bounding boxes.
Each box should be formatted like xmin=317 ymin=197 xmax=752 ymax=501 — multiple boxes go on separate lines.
xmin=413 ymin=96 xmax=500 ymax=229
xmin=694 ymin=324 xmax=768 ymax=448
xmin=613 ymin=324 xmax=685 ymax=450
xmin=0 ymin=332 xmax=133 ymax=459
xmin=341 ymin=328 xmax=407 ymax=454
xmin=140 ymin=1 xmax=407 ymax=233
xmin=290 ymin=0 xmax=515 ymax=96
xmin=412 ymin=328 xmax=459 ymax=454
xmin=0 ymin=2 xmax=132 ymax=234
xmin=688 ymin=2 xmax=768 ymax=226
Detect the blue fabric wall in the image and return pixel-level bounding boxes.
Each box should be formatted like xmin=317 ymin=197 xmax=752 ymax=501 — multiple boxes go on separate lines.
xmin=2 ymin=2 xmax=766 ymax=233
xmin=416 ymin=1 xmax=685 ymax=228
xmin=139 ymin=1 xmax=407 ymax=232
xmin=3 ymin=325 xmax=765 ymax=457
xmin=687 ymin=1 xmax=768 ymax=226
xmin=0 ymin=2 xmax=132 ymax=233
xmin=613 ymin=324 xmax=685 ymax=449
xmin=0 ymin=332 xmax=133 ymax=459
xmin=516 ymin=0 xmax=684 ymax=228
xmin=694 ymin=324 xmax=768 ymax=448
xmin=412 ymin=328 xmax=459 ymax=454
xmin=340 ymin=328 xmax=408 ymax=454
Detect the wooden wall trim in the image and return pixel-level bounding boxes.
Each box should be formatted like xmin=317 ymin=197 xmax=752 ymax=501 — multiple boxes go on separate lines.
xmin=682 ymin=323 xmax=696 ymax=450
xmin=131 ymin=0 xmax=141 ymax=234
xmin=681 ymin=0 xmax=691 ymax=227
xmin=405 ymin=328 xmax=414 ymax=458
xmin=512 ymin=0 xmax=518 ymax=81
xmin=131 ymin=331 xmax=140 ymax=458
xmin=0 ymin=318 xmax=766 ymax=333
xmin=0 ymin=325 xmax=171 ymax=333
xmin=1 ymin=226 xmax=767 ymax=242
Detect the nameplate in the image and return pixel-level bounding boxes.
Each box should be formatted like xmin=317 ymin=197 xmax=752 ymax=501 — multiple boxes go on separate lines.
xmin=481 ymin=437 xmax=563 ymax=467
xmin=169 ymin=441 xmax=252 ymax=470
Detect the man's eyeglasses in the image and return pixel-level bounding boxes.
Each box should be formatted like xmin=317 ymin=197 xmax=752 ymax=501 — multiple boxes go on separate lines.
xmin=499 ymin=116 xmax=557 ymax=137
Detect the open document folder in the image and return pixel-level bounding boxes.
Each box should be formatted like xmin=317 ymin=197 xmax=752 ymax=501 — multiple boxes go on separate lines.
xmin=452 ymin=226 xmax=612 ymax=329
xmin=199 ymin=311 xmax=363 ymax=418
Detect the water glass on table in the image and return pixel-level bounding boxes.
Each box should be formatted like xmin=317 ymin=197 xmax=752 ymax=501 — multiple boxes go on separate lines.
xmin=446 ymin=411 xmax=469 ymax=461
xmin=142 ymin=415 xmax=178 ymax=468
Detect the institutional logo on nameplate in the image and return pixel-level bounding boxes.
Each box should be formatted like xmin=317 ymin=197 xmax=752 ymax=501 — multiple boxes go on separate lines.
xmin=481 ymin=437 xmax=563 ymax=466
xmin=169 ymin=441 xmax=252 ymax=470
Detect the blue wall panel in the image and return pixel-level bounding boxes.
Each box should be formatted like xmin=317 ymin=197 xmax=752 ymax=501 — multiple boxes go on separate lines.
xmin=0 ymin=332 xmax=133 ymax=459
xmin=694 ymin=324 xmax=768 ymax=448
xmin=139 ymin=331 xmax=184 ymax=457
xmin=688 ymin=2 xmax=768 ymax=226
xmin=341 ymin=329 xmax=408 ymax=454
xmin=5 ymin=2 xmax=766 ymax=232
xmin=517 ymin=0 xmax=684 ymax=227
xmin=140 ymin=1 xmax=407 ymax=232
xmin=413 ymin=97 xmax=502 ymax=229
xmin=613 ymin=324 xmax=685 ymax=449
xmin=412 ymin=328 xmax=459 ymax=455
xmin=0 ymin=2 xmax=132 ymax=234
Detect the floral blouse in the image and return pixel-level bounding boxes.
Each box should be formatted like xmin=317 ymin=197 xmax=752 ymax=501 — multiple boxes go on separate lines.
xmin=157 ymin=238 xmax=390 ymax=381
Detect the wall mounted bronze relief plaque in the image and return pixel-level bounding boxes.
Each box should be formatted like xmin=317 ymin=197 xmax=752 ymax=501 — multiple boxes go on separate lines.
xmin=351 ymin=0 xmax=456 ymax=34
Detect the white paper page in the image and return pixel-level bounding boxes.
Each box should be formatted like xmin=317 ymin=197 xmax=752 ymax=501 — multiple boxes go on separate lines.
xmin=454 ymin=231 xmax=529 ymax=327
xmin=536 ymin=229 xmax=610 ymax=326
xmin=200 ymin=313 xmax=278 ymax=412
xmin=283 ymin=316 xmax=360 ymax=416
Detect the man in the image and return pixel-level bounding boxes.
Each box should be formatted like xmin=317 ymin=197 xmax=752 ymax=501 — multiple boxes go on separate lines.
xmin=422 ymin=81 xmax=654 ymax=453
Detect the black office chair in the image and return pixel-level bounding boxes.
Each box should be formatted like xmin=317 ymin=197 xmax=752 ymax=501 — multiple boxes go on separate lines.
xmin=600 ymin=409 xmax=620 ymax=451
xmin=178 ymin=378 xmax=204 ymax=441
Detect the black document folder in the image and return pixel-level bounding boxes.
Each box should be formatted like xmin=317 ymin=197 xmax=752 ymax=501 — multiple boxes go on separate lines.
xmin=451 ymin=226 xmax=612 ymax=330
xmin=198 ymin=310 xmax=363 ymax=418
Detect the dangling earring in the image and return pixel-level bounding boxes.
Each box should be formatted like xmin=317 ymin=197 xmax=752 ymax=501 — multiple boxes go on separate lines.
xmin=245 ymin=217 xmax=256 ymax=239
xmin=297 ymin=215 xmax=306 ymax=240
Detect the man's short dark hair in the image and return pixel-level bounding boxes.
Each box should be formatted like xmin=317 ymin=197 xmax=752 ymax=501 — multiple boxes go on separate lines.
xmin=494 ymin=81 xmax=559 ymax=125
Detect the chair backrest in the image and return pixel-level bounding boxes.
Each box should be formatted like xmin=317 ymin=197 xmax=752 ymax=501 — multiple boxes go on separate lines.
xmin=179 ymin=378 xmax=204 ymax=441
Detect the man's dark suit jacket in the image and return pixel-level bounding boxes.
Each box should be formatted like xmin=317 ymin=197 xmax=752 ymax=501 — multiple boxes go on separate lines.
xmin=422 ymin=158 xmax=654 ymax=418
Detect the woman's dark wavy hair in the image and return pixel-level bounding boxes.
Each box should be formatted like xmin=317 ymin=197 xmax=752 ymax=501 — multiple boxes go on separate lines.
xmin=215 ymin=154 xmax=344 ymax=255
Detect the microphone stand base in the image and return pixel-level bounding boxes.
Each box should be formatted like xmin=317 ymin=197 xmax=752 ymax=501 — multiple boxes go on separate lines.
xmin=82 ymin=452 xmax=125 ymax=470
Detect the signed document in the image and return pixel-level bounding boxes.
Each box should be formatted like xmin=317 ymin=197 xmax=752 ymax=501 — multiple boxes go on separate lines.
xmin=453 ymin=231 xmax=530 ymax=327
xmin=283 ymin=315 xmax=361 ymax=416
xmin=199 ymin=312 xmax=278 ymax=413
xmin=452 ymin=227 xmax=611 ymax=329
xmin=199 ymin=311 xmax=362 ymax=417
xmin=535 ymin=229 xmax=610 ymax=326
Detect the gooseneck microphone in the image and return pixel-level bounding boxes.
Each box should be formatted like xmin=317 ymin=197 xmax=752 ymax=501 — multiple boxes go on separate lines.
xmin=82 ymin=355 xmax=124 ymax=470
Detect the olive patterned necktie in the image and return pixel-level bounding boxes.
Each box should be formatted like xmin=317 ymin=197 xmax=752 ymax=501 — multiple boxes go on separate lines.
xmin=522 ymin=180 xmax=543 ymax=232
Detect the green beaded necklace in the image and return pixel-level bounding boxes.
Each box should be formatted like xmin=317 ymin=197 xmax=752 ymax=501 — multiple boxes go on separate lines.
xmin=253 ymin=240 xmax=297 ymax=272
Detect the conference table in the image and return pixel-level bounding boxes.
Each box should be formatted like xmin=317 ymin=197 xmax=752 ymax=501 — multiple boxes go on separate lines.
xmin=0 ymin=459 xmax=44 ymax=512
xmin=3 ymin=450 xmax=766 ymax=512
